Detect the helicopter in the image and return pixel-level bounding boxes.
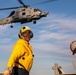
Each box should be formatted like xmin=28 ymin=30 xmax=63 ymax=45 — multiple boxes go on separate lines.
xmin=0 ymin=0 xmax=56 ymax=28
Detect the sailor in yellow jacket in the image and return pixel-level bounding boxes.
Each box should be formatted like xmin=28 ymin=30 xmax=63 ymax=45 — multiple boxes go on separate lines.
xmin=4 ymin=26 xmax=34 ymax=75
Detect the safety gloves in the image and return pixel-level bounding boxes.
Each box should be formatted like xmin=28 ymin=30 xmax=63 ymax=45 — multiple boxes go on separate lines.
xmin=4 ymin=67 xmax=12 ymax=75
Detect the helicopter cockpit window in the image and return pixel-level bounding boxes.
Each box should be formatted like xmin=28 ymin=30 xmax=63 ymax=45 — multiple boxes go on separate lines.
xmin=34 ymin=9 xmax=38 ymax=12
xmin=34 ymin=9 xmax=41 ymax=12
xmin=37 ymin=9 xmax=41 ymax=12
xmin=8 ymin=11 xmax=15 ymax=17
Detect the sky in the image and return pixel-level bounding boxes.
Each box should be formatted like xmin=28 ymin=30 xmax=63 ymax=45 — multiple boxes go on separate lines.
xmin=0 ymin=0 xmax=76 ymax=75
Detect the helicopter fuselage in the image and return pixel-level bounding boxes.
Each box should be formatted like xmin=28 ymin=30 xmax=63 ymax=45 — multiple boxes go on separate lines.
xmin=0 ymin=7 xmax=48 ymax=25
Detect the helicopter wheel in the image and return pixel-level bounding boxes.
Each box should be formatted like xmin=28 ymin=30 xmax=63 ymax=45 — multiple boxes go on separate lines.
xmin=33 ymin=20 xmax=36 ymax=24
xmin=10 ymin=25 xmax=13 ymax=28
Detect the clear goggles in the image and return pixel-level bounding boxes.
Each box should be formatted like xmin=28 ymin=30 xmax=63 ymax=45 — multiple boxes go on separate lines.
xmin=22 ymin=30 xmax=33 ymax=38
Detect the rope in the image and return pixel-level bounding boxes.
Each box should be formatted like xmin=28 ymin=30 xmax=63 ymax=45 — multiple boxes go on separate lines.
xmin=72 ymin=54 xmax=76 ymax=70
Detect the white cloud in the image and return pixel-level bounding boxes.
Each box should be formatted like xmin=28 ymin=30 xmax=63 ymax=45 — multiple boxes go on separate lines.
xmin=45 ymin=14 xmax=76 ymax=31
xmin=33 ymin=13 xmax=76 ymax=47
xmin=0 ymin=38 xmax=12 ymax=43
xmin=0 ymin=13 xmax=76 ymax=74
xmin=0 ymin=44 xmax=13 ymax=51
xmin=31 ymin=14 xmax=76 ymax=68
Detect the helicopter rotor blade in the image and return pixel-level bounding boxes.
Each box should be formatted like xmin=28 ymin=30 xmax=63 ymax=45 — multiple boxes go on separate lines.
xmin=31 ymin=0 xmax=57 ymax=6
xmin=0 ymin=0 xmax=57 ymax=10
xmin=18 ymin=0 xmax=29 ymax=7
xmin=18 ymin=0 xmax=25 ymax=6
xmin=0 ymin=6 xmax=22 ymax=10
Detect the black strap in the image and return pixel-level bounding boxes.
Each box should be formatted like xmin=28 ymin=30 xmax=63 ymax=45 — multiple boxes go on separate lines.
xmin=15 ymin=62 xmax=25 ymax=69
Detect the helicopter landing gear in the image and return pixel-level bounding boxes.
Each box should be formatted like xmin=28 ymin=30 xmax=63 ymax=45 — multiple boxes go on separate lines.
xmin=10 ymin=25 xmax=13 ymax=28
xmin=33 ymin=20 xmax=36 ymax=24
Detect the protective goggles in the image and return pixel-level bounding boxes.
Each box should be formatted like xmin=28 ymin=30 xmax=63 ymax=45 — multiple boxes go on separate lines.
xmin=22 ymin=30 xmax=33 ymax=38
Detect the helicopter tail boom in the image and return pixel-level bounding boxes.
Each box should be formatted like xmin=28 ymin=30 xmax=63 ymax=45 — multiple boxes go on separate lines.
xmin=0 ymin=17 xmax=13 ymax=25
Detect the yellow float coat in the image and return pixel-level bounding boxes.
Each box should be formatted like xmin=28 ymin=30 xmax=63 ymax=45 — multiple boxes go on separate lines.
xmin=7 ymin=39 xmax=34 ymax=72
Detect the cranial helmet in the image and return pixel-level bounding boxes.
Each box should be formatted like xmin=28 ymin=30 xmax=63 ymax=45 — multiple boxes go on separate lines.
xmin=19 ymin=26 xmax=33 ymax=38
xmin=20 ymin=26 xmax=31 ymax=34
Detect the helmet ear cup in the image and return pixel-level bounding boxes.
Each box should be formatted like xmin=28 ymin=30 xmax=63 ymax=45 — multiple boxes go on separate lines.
xmin=29 ymin=31 xmax=33 ymax=38
xmin=18 ymin=33 xmax=23 ymax=39
xmin=18 ymin=34 xmax=20 ymax=38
